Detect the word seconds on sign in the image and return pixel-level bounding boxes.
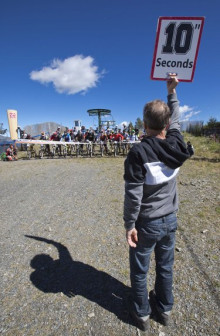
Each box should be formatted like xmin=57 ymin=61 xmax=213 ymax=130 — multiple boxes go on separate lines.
xmin=151 ymin=17 xmax=205 ymax=82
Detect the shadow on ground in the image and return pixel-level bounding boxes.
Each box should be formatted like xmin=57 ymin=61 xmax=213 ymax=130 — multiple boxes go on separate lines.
xmin=25 ymin=235 xmax=134 ymax=326
xmin=191 ymin=156 xmax=219 ymax=163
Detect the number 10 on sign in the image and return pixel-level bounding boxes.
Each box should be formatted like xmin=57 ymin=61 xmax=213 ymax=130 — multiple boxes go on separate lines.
xmin=151 ymin=17 xmax=205 ymax=82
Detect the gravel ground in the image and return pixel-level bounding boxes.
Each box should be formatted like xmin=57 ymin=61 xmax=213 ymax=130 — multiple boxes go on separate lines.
xmin=0 ymin=157 xmax=219 ymax=336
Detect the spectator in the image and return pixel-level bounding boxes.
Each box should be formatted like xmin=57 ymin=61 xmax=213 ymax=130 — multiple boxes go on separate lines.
xmin=50 ymin=131 xmax=61 ymax=155
xmin=56 ymin=126 xmax=61 ymax=134
xmin=40 ymin=132 xmax=50 ymax=153
xmin=6 ymin=144 xmax=17 ymax=161
xmin=13 ymin=144 xmax=18 ymax=160
xmin=40 ymin=131 xmax=48 ymax=140
xmin=72 ymin=127 xmax=78 ymax=137
xmin=85 ymin=130 xmax=95 ymax=142
xmin=124 ymin=75 xmax=190 ymax=331
xmin=100 ymin=130 xmax=109 ymax=154
xmin=50 ymin=132 xmax=60 ymax=141
xmin=106 ymin=129 xmax=113 ymax=140
xmin=123 ymin=129 xmax=129 ymax=140
xmin=20 ymin=129 xmax=27 ymax=139
xmin=75 ymin=130 xmax=85 ymax=153
xmin=75 ymin=130 xmax=85 ymax=142
xmin=112 ymin=131 xmax=124 ymax=142
xmin=69 ymin=129 xmax=75 ymax=141
xmin=26 ymin=133 xmax=32 ymax=139
xmin=129 ymin=130 xmax=138 ymax=141
xmin=61 ymin=130 xmax=71 ymax=142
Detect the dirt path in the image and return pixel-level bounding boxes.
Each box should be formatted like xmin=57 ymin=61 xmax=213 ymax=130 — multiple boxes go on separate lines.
xmin=0 ymin=158 xmax=219 ymax=335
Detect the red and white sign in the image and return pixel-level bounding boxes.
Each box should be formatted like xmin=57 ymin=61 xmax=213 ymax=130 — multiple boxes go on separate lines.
xmin=7 ymin=109 xmax=18 ymax=140
xmin=151 ymin=17 xmax=205 ymax=82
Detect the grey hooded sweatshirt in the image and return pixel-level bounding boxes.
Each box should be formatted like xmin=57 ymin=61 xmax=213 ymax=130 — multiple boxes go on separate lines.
xmin=124 ymin=93 xmax=190 ymax=230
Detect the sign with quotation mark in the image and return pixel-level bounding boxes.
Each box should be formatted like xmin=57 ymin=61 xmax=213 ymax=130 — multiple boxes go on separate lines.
xmin=151 ymin=17 xmax=205 ymax=82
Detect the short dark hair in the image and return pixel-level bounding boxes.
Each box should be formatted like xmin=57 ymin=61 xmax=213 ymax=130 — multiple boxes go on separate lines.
xmin=143 ymin=100 xmax=170 ymax=131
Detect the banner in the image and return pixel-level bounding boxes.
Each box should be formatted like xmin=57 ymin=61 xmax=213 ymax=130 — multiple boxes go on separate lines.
xmin=7 ymin=109 xmax=18 ymax=140
xmin=151 ymin=17 xmax=205 ymax=81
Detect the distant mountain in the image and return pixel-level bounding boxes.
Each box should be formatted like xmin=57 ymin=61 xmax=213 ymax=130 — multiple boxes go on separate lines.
xmin=23 ymin=122 xmax=68 ymax=136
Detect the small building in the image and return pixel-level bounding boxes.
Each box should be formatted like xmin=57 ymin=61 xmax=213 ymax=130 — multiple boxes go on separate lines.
xmin=73 ymin=120 xmax=82 ymax=131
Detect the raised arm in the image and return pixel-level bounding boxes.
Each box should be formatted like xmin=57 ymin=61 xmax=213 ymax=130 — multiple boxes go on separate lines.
xmin=166 ymin=74 xmax=180 ymax=131
xmin=25 ymin=235 xmax=73 ymax=264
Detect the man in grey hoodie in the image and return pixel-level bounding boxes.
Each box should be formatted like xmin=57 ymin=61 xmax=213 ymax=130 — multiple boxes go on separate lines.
xmin=124 ymin=75 xmax=189 ymax=331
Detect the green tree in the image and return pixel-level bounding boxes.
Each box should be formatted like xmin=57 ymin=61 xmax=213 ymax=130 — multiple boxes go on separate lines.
xmin=206 ymin=117 xmax=220 ymax=129
xmin=186 ymin=122 xmax=203 ymax=136
xmin=135 ymin=117 xmax=144 ymax=130
xmin=128 ymin=122 xmax=134 ymax=135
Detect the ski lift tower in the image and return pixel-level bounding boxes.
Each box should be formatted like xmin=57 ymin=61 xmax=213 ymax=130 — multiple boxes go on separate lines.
xmin=101 ymin=120 xmax=116 ymax=129
xmin=87 ymin=109 xmax=111 ymax=132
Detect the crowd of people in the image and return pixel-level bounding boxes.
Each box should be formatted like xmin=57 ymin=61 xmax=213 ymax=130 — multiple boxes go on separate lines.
xmin=2 ymin=125 xmax=142 ymax=160
xmin=3 ymin=124 xmax=195 ymax=161
xmin=37 ymin=125 xmax=141 ymax=143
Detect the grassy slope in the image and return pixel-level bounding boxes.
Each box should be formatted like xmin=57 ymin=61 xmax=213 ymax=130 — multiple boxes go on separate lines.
xmin=183 ymin=132 xmax=220 ymax=160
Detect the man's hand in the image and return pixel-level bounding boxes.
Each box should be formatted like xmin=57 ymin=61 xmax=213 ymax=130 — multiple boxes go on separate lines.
xmin=167 ymin=73 xmax=179 ymax=95
xmin=126 ymin=228 xmax=138 ymax=248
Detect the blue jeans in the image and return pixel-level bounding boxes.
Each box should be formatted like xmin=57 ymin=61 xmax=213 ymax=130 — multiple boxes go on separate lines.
xmin=129 ymin=212 xmax=177 ymax=317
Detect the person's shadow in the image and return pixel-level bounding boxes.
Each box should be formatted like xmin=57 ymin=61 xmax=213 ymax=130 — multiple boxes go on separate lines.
xmin=25 ymin=235 xmax=133 ymax=325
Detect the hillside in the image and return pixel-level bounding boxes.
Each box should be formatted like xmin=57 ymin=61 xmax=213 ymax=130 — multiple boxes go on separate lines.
xmin=23 ymin=122 xmax=68 ymax=136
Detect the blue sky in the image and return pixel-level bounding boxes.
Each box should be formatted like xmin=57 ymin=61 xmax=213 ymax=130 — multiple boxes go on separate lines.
xmin=0 ymin=0 xmax=219 ymax=132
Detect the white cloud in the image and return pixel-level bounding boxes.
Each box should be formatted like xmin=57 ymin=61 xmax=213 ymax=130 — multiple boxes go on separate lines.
xmin=118 ymin=121 xmax=129 ymax=129
xmin=179 ymin=105 xmax=200 ymax=122
xmin=30 ymin=55 xmax=103 ymax=95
